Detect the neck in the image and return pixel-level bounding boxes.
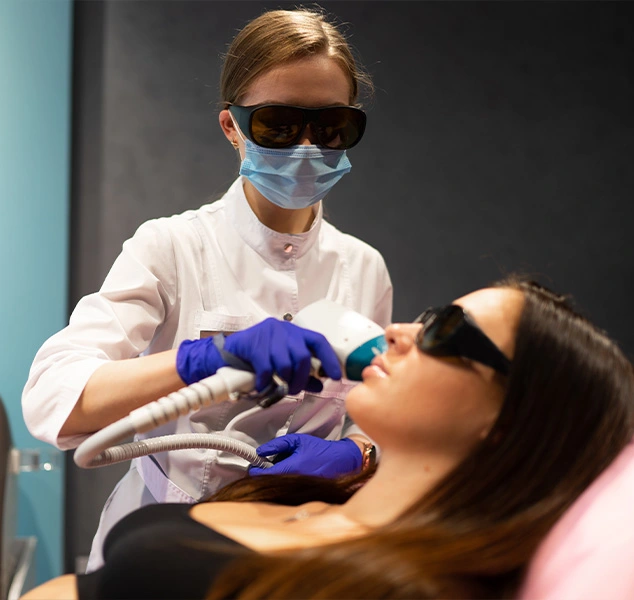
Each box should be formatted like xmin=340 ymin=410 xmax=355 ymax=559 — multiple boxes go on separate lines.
xmin=337 ymin=449 xmax=460 ymax=528
xmin=244 ymin=180 xmax=316 ymax=234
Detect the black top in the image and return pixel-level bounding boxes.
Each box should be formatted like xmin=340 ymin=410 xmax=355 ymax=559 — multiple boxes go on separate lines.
xmin=77 ymin=503 xmax=251 ymax=599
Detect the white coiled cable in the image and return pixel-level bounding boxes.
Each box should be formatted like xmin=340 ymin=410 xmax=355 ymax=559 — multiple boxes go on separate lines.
xmin=81 ymin=434 xmax=273 ymax=468
xmin=74 ymin=367 xmax=273 ymax=469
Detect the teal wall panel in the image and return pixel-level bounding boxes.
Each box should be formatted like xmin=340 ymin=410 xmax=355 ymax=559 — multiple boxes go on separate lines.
xmin=0 ymin=0 xmax=72 ymax=584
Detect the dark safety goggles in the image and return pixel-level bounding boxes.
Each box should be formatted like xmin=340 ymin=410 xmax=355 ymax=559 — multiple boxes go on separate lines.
xmin=228 ymin=103 xmax=367 ymax=150
xmin=414 ymin=305 xmax=511 ymax=375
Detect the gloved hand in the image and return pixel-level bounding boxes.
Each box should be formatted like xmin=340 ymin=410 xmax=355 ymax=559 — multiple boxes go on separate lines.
xmin=250 ymin=434 xmax=362 ymax=478
xmin=176 ymin=318 xmax=342 ymax=394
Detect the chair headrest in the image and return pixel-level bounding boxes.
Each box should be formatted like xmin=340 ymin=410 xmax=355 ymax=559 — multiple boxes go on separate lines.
xmin=519 ymin=441 xmax=634 ymax=600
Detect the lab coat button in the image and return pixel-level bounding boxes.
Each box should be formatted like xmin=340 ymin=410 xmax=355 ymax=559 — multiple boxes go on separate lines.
xmin=283 ymin=312 xmax=293 ymax=321
xmin=283 ymin=243 xmax=293 ymax=253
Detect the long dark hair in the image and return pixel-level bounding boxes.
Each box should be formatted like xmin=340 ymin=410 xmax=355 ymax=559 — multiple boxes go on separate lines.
xmin=207 ymin=279 xmax=634 ymax=599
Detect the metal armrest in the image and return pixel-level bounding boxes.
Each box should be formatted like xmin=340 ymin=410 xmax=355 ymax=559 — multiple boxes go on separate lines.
xmin=7 ymin=537 xmax=37 ymax=600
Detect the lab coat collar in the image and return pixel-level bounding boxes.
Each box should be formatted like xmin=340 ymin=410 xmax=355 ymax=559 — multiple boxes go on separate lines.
xmin=225 ymin=177 xmax=323 ymax=263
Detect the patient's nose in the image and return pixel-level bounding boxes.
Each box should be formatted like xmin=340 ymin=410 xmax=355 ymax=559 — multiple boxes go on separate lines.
xmin=385 ymin=323 xmax=420 ymax=353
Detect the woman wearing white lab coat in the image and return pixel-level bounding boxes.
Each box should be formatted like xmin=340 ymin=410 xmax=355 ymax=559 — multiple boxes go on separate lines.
xmin=21 ymin=8 xmax=392 ymax=571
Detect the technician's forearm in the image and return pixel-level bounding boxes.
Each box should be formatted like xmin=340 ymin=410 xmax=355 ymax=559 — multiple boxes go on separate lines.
xmin=59 ymin=349 xmax=184 ymax=437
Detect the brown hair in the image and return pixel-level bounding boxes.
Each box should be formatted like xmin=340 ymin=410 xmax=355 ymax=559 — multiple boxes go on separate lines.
xmin=219 ymin=8 xmax=372 ymax=107
xmin=207 ymin=278 xmax=634 ymax=599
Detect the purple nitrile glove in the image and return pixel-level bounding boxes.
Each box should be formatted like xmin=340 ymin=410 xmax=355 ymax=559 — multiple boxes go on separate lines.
xmin=176 ymin=336 xmax=226 ymax=386
xmin=223 ymin=318 xmax=341 ymax=394
xmin=250 ymin=433 xmax=362 ymax=477
xmin=176 ymin=318 xmax=342 ymax=394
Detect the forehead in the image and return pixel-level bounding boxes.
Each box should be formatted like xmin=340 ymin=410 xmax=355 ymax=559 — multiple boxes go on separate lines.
xmin=453 ymin=287 xmax=525 ymax=356
xmin=241 ymin=54 xmax=352 ymax=107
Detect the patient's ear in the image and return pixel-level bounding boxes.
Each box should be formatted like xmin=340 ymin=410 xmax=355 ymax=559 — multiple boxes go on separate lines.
xmin=482 ymin=426 xmax=504 ymax=444
xmin=478 ymin=408 xmax=503 ymax=442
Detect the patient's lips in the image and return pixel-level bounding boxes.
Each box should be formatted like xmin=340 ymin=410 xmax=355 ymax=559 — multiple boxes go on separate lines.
xmin=362 ymin=356 xmax=388 ymax=380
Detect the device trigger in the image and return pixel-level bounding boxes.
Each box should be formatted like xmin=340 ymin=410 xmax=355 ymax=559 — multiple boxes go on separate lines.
xmin=255 ymin=374 xmax=289 ymax=408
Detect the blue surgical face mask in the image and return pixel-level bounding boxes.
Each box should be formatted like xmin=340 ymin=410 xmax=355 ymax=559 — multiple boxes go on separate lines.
xmin=238 ymin=138 xmax=352 ymax=210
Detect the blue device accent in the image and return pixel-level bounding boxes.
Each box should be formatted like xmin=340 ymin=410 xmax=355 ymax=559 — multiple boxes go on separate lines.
xmin=345 ymin=335 xmax=388 ymax=381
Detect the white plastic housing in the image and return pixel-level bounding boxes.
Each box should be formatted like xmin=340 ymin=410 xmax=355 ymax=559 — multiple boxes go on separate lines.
xmin=293 ymin=299 xmax=387 ymax=380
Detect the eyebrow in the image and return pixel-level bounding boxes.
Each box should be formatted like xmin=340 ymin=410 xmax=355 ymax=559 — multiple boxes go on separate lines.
xmin=244 ymin=101 xmax=350 ymax=107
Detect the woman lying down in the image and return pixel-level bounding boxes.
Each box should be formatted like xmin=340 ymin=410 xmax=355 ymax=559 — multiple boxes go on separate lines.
xmin=24 ymin=276 xmax=634 ymax=599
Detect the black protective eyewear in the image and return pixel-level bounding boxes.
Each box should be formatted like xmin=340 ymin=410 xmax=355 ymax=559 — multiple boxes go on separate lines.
xmin=414 ymin=305 xmax=511 ymax=375
xmin=228 ymin=104 xmax=367 ymax=150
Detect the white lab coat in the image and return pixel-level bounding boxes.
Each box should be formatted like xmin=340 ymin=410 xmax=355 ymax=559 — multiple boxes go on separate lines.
xmin=22 ymin=176 xmax=393 ymax=569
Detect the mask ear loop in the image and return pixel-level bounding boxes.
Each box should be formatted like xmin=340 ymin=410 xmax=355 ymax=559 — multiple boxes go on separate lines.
xmin=229 ymin=114 xmax=246 ymax=150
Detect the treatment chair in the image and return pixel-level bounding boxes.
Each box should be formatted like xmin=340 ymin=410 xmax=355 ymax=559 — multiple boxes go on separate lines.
xmin=0 ymin=395 xmax=36 ymax=600
xmin=0 ymin=394 xmax=16 ymax=599
xmin=519 ymin=440 xmax=634 ymax=599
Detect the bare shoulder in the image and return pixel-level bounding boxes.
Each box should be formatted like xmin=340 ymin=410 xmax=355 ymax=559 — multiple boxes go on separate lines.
xmin=20 ymin=574 xmax=77 ymax=600
xmin=190 ymin=500 xmax=303 ymax=529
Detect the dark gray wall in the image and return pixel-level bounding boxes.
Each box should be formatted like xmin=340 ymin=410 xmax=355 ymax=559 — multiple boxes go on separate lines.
xmin=66 ymin=0 xmax=634 ymax=570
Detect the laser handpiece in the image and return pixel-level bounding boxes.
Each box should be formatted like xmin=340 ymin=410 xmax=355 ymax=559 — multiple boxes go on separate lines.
xmin=73 ymin=300 xmax=386 ymax=469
